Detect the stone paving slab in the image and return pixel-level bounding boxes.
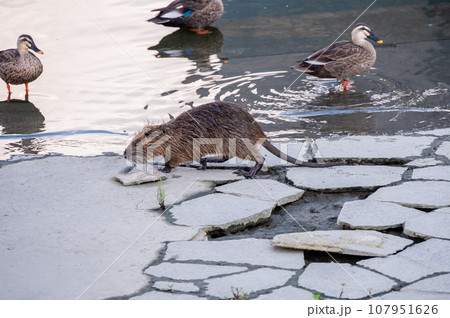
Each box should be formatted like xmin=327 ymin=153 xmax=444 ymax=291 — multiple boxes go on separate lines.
xmin=412 ymin=166 xmax=450 ymax=181
xmin=436 ymin=141 xmax=450 ymax=160
xmin=145 ymin=179 xmax=215 ymax=210
xmin=375 ymin=291 xmax=450 ymax=300
xmin=0 ymin=156 xmax=202 ymax=300
xmin=215 ymin=179 xmax=305 ymax=205
xmin=255 ymin=286 xmax=316 ymax=300
xmin=404 ymin=208 xmax=450 ymax=240
xmin=337 ymin=200 xmax=425 ymax=230
xmin=115 ymin=170 xmax=166 ymax=185
xmin=144 ymin=262 xmax=247 ymax=280
xmin=168 ymin=167 xmax=245 ymax=184
xmin=164 ymin=238 xmax=305 ymax=269
xmin=286 ymin=166 xmax=406 ymax=191
xmin=358 ymin=239 xmax=450 ymax=283
xmin=273 ymin=230 xmax=413 ymax=257
xmin=131 ymin=291 xmax=205 ymax=300
xmin=401 ymin=273 xmax=450 ymax=294
xmin=368 ymin=181 xmax=450 ymax=209
xmin=315 ymin=136 xmax=435 ymax=160
xmin=297 ymin=263 xmax=396 ymax=299
xmin=170 ymin=193 xmax=276 ymax=229
xmin=405 ymin=158 xmax=444 ymax=167
xmin=205 ymin=268 xmax=295 ymax=299
xmin=153 ymin=281 xmax=199 ymax=293
xmin=417 ymin=128 xmax=450 ymax=136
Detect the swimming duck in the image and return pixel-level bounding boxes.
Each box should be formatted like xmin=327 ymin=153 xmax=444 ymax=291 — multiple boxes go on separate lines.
xmin=0 ymin=34 xmax=43 ymax=96
xmin=292 ymin=23 xmax=383 ymax=90
xmin=148 ymin=0 xmax=224 ymax=34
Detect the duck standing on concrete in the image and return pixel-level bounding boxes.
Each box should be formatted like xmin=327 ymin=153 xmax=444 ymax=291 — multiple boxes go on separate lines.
xmin=148 ymin=0 xmax=224 ymax=34
xmin=0 ymin=34 xmax=43 ymax=97
xmin=292 ymin=23 xmax=383 ymax=91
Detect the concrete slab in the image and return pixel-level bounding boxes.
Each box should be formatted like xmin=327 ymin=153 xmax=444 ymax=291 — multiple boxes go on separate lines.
xmin=206 ymin=268 xmax=295 ymax=299
xmin=315 ymin=136 xmax=435 ymax=160
xmin=412 ymin=166 xmax=450 ymax=181
xmin=170 ymin=193 xmax=276 ymax=229
xmin=145 ymin=262 xmax=247 ymax=280
xmin=153 ymin=281 xmax=199 ymax=293
xmin=255 ymin=286 xmax=315 ymax=300
xmin=297 ymin=263 xmax=396 ymax=299
xmin=0 ymin=156 xmax=202 ymax=300
xmin=215 ymin=179 xmax=305 ymax=205
xmin=337 ymin=200 xmax=425 ymax=230
xmin=404 ymin=208 xmax=450 ymax=240
xmin=286 ymin=166 xmax=406 ymax=191
xmin=436 ymin=142 xmax=450 ymax=160
xmin=358 ymin=239 xmax=450 ymax=283
xmin=131 ymin=291 xmax=205 ymax=300
xmin=273 ymin=230 xmax=413 ymax=257
xmin=164 ymin=238 xmax=305 ymax=269
xmin=368 ymin=181 xmax=450 ymax=209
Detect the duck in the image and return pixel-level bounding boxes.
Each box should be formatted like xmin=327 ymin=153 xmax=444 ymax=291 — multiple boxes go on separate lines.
xmin=0 ymin=34 xmax=43 ymax=96
xmin=148 ymin=0 xmax=224 ymax=35
xmin=292 ymin=23 xmax=383 ymax=91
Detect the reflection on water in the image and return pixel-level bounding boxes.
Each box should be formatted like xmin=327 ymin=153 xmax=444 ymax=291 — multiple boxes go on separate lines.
xmin=0 ymin=99 xmax=45 ymax=134
xmin=149 ymin=27 xmax=224 ymax=73
xmin=0 ymin=0 xmax=449 ymax=159
xmin=0 ymin=99 xmax=45 ymax=155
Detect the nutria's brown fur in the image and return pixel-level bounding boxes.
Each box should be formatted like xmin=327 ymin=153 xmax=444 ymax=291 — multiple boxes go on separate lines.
xmin=124 ymin=101 xmax=341 ymax=178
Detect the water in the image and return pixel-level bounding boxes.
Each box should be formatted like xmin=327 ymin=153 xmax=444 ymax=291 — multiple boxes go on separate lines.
xmin=1 ymin=0 xmax=449 ymax=159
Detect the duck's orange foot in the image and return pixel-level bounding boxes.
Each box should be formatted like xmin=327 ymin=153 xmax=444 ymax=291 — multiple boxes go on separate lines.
xmin=6 ymin=83 xmax=11 ymax=94
xmin=341 ymin=80 xmax=355 ymax=91
xmin=189 ymin=28 xmax=212 ymax=35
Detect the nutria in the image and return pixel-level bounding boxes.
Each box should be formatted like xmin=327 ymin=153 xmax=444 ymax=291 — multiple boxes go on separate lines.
xmin=124 ymin=101 xmax=342 ymax=178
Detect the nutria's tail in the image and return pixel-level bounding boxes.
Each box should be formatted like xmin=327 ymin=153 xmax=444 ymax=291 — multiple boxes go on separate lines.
xmin=263 ymin=140 xmax=343 ymax=168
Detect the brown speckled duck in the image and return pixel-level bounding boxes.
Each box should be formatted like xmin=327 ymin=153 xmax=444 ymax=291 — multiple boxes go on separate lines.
xmin=0 ymin=34 xmax=43 ymax=96
xmin=148 ymin=0 xmax=224 ymax=34
xmin=292 ymin=23 xmax=383 ymax=90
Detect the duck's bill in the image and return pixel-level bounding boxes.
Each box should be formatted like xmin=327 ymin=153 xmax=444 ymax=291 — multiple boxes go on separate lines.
xmin=30 ymin=44 xmax=44 ymax=54
xmin=368 ymin=33 xmax=383 ymax=44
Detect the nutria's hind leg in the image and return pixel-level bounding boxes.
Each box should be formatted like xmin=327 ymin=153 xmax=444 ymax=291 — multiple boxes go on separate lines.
xmin=234 ymin=162 xmax=264 ymax=179
xmin=234 ymin=151 xmax=265 ymax=178
xmin=159 ymin=162 xmax=172 ymax=173
xmin=198 ymin=156 xmax=229 ymax=170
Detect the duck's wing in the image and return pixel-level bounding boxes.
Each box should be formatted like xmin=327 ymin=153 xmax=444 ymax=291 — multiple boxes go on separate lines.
xmin=0 ymin=49 xmax=18 ymax=64
xmin=300 ymin=41 xmax=360 ymax=65
xmin=149 ymin=0 xmax=207 ymax=23
xmin=292 ymin=41 xmax=366 ymax=76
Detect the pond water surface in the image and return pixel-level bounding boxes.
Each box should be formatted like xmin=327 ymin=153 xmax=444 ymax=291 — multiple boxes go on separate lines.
xmin=0 ymin=0 xmax=449 ymax=159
